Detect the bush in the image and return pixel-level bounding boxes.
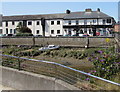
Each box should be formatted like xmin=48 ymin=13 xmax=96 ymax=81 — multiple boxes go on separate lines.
xmin=88 ymin=48 xmax=120 ymax=79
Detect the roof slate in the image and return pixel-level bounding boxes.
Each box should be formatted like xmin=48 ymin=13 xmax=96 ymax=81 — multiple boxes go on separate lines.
xmin=2 ymin=11 xmax=113 ymax=21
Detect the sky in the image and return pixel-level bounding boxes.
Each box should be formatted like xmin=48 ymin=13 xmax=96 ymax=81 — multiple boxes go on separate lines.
xmin=1 ymin=2 xmax=119 ymax=21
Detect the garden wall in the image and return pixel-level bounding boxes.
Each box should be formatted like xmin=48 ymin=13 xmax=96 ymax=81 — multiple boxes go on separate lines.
xmin=0 ymin=66 xmax=79 ymax=90
xmin=1 ymin=37 xmax=115 ymax=47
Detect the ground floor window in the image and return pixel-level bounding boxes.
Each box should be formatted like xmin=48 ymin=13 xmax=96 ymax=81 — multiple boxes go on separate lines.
xmin=57 ymin=30 xmax=60 ymax=34
xmin=80 ymin=29 xmax=84 ymax=34
xmin=36 ymin=30 xmax=40 ymax=34
xmin=6 ymin=28 xmax=8 ymax=34
xmin=0 ymin=29 xmax=2 ymax=34
xmin=51 ymin=30 xmax=54 ymax=34
xmin=10 ymin=29 xmax=12 ymax=34
xmin=14 ymin=29 xmax=16 ymax=34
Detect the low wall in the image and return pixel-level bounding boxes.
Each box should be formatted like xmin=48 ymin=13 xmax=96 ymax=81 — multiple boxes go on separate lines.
xmin=1 ymin=37 xmax=114 ymax=47
xmin=0 ymin=66 xmax=79 ymax=90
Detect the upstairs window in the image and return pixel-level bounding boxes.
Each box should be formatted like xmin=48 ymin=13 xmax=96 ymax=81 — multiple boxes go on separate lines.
xmin=28 ymin=21 xmax=32 ymax=25
xmin=57 ymin=21 xmax=60 ymax=25
xmin=76 ymin=20 xmax=79 ymax=25
xmin=93 ymin=20 xmax=96 ymax=23
xmin=12 ymin=21 xmax=15 ymax=25
xmin=107 ymin=19 xmax=111 ymax=23
xmin=103 ymin=19 xmax=106 ymax=24
xmin=84 ymin=20 xmax=87 ymax=25
xmin=51 ymin=21 xmax=54 ymax=25
xmin=68 ymin=20 xmax=71 ymax=25
xmin=37 ymin=21 xmax=40 ymax=25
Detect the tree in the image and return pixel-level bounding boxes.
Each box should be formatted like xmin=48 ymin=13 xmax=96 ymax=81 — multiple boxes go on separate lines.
xmin=16 ymin=22 xmax=32 ymax=33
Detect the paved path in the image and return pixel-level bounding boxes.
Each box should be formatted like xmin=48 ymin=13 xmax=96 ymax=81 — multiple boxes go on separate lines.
xmin=0 ymin=84 xmax=15 ymax=91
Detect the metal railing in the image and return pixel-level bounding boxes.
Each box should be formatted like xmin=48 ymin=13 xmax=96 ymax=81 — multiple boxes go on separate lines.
xmin=1 ymin=54 xmax=120 ymax=90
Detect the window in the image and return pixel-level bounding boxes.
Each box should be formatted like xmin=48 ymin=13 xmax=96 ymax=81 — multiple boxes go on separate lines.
xmin=28 ymin=21 xmax=32 ymax=25
xmin=93 ymin=20 xmax=96 ymax=23
xmin=84 ymin=20 xmax=87 ymax=25
xmin=14 ymin=29 xmax=16 ymax=34
xmin=0 ymin=22 xmax=2 ymax=27
xmin=84 ymin=29 xmax=87 ymax=33
xmin=80 ymin=29 xmax=84 ymax=34
xmin=57 ymin=21 xmax=60 ymax=25
xmin=6 ymin=28 xmax=8 ymax=34
xmin=10 ymin=29 xmax=12 ymax=34
xmin=51 ymin=21 xmax=54 ymax=25
xmin=51 ymin=30 xmax=54 ymax=34
xmin=0 ymin=29 xmax=2 ymax=34
xmin=57 ymin=30 xmax=60 ymax=34
xmin=12 ymin=21 xmax=15 ymax=25
xmin=68 ymin=20 xmax=71 ymax=25
xmin=103 ymin=19 xmax=106 ymax=24
xmin=6 ymin=21 xmax=8 ymax=27
xmin=37 ymin=21 xmax=40 ymax=25
xmin=107 ymin=19 xmax=111 ymax=23
xmin=76 ymin=20 xmax=79 ymax=25
xmin=19 ymin=22 xmax=22 ymax=25
xmin=36 ymin=30 xmax=40 ymax=34
xmin=23 ymin=20 xmax=27 ymax=27
xmin=89 ymin=29 xmax=92 ymax=34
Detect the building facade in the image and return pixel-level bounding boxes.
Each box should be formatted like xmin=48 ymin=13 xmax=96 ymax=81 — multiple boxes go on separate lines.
xmin=1 ymin=8 xmax=115 ymax=37
xmin=114 ymin=22 xmax=120 ymax=32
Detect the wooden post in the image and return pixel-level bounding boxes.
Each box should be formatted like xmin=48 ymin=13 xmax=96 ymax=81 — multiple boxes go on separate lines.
xmin=18 ymin=58 xmax=21 ymax=71
xmin=85 ymin=37 xmax=89 ymax=48
xmin=32 ymin=36 xmax=35 ymax=46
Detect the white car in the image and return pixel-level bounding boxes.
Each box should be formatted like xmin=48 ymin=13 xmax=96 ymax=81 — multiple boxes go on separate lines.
xmin=39 ymin=45 xmax=60 ymax=51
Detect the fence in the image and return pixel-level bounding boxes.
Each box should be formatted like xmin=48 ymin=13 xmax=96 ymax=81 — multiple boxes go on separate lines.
xmin=1 ymin=54 xmax=120 ymax=90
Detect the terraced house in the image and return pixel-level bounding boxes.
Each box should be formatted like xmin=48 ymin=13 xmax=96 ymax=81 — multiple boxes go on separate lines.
xmin=1 ymin=8 xmax=116 ymax=37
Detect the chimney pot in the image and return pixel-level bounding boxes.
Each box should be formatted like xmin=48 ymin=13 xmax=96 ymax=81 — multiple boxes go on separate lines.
xmin=85 ymin=8 xmax=92 ymax=12
xmin=66 ymin=10 xmax=71 ymax=14
xmin=97 ymin=8 xmax=100 ymax=12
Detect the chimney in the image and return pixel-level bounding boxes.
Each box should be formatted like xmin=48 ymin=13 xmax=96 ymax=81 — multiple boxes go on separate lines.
xmin=97 ymin=8 xmax=100 ymax=12
xmin=85 ymin=8 xmax=92 ymax=12
xmin=66 ymin=10 xmax=71 ymax=14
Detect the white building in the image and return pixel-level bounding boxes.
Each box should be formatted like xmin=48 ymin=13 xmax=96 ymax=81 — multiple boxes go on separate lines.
xmin=0 ymin=8 xmax=115 ymax=37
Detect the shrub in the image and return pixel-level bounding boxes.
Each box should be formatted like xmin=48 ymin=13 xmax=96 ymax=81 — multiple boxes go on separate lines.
xmin=88 ymin=48 xmax=120 ymax=79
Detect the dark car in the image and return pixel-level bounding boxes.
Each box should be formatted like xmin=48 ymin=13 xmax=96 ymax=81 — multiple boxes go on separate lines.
xmin=6 ymin=34 xmax=14 ymax=37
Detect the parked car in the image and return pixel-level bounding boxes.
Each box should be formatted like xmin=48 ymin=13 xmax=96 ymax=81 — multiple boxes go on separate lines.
xmin=83 ymin=33 xmax=89 ymax=37
xmin=79 ymin=33 xmax=84 ymax=37
xmin=6 ymin=34 xmax=14 ymax=37
xmin=0 ymin=34 xmax=6 ymax=37
xmin=64 ymin=34 xmax=71 ymax=37
xmin=56 ymin=35 xmax=63 ymax=37
xmin=34 ymin=35 xmax=42 ymax=37
xmin=71 ymin=34 xmax=79 ymax=36
xmin=39 ymin=45 xmax=60 ymax=51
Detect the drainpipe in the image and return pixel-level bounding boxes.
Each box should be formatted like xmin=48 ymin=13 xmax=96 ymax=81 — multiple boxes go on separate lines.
xmin=41 ymin=18 xmax=45 ymax=37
